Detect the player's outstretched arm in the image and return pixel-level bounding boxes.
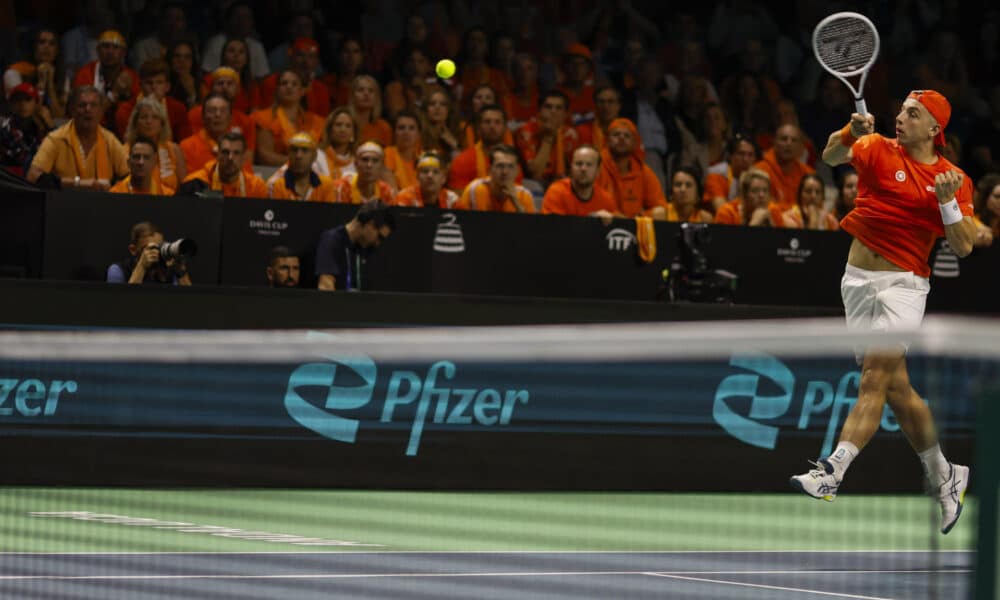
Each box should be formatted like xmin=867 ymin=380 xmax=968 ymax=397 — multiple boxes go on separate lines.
xmin=822 ymin=113 xmax=874 ymax=167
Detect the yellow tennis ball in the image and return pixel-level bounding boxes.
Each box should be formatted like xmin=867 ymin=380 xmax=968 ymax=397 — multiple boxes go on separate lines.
xmin=436 ymin=59 xmax=456 ymax=79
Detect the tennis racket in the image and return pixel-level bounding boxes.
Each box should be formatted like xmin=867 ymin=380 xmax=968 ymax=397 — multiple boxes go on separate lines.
xmin=813 ymin=12 xmax=880 ymax=116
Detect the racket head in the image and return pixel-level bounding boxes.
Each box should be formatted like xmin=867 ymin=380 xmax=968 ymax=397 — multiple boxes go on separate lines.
xmin=812 ymin=12 xmax=880 ymax=79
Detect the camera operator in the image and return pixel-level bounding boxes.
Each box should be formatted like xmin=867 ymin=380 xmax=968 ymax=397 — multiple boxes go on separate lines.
xmin=106 ymin=221 xmax=192 ymax=286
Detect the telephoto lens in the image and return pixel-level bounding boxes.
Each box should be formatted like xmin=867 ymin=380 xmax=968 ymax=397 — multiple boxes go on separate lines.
xmin=158 ymin=239 xmax=197 ymax=261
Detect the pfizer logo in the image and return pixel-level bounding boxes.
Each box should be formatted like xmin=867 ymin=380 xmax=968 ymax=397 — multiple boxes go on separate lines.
xmin=264 ymin=210 xmax=275 ymax=222
xmin=895 ymin=170 xmax=906 ymax=182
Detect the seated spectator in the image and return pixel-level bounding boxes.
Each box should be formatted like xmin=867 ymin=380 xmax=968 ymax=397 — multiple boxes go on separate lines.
xmin=107 ymin=221 xmax=191 ymax=285
xmin=516 ymin=90 xmax=580 ymax=188
xmin=457 ymin=27 xmax=511 ymax=115
xmin=667 ymin=166 xmax=713 ymax=223
xmin=462 ymin=84 xmax=512 ymax=148
xmin=753 ymin=123 xmax=815 ymax=211
xmin=394 ymin=151 xmax=459 ymax=208
xmin=504 ymin=53 xmax=540 ymax=132
xmin=201 ymin=37 xmax=260 ymax=114
xmin=456 ymin=144 xmax=535 ymax=213
xmin=621 ymin=55 xmax=684 ymax=190
xmin=115 ymin=59 xmax=191 ymax=142
xmin=703 ymin=132 xmax=759 ymax=212
xmin=422 ymin=85 xmax=464 ymax=159
xmin=166 ymin=40 xmax=202 ymax=108
xmin=201 ymin=1 xmax=270 ymax=79
xmin=123 ymin=97 xmax=186 ymax=190
xmin=129 ymin=2 xmax=189 ymax=70
xmin=767 ymin=98 xmax=818 ymax=166
xmin=73 ymin=30 xmax=140 ymax=129
xmin=384 ymin=47 xmax=437 ymax=120
xmin=1 ymin=84 xmax=50 ymax=175
xmin=258 ymin=38 xmax=329 ymax=116
xmin=595 ymin=118 xmax=668 ymax=219
xmin=973 ymin=173 xmax=1000 ymax=247
xmin=110 ymin=136 xmax=174 ymax=195
xmin=558 ymin=43 xmax=596 ymax=126
xmin=180 ymin=94 xmax=243 ymax=174
xmin=268 ymin=10 xmax=326 ymax=75
xmin=333 ymin=142 xmax=395 ymax=204
xmin=349 ymin=75 xmax=392 ymax=147
xmin=267 ymin=245 xmax=300 ymax=288
xmin=448 ymin=104 xmax=520 ymax=191
xmin=187 ymin=68 xmax=256 ymax=152
xmin=829 ymin=167 xmax=858 ymax=230
xmin=542 ymin=145 xmax=619 ymax=223
xmin=61 ymin=0 xmax=115 ymax=78
xmin=266 ymin=132 xmax=336 ymax=202
xmin=692 ymin=103 xmax=730 ymax=176
xmin=714 ymin=167 xmax=773 ymax=226
xmin=315 ymin=200 xmax=395 ymax=291
xmin=253 ymin=70 xmax=324 ymax=166
xmin=577 ymin=86 xmax=622 ymax=152
xmin=322 ymin=36 xmax=364 ymax=109
xmin=4 ymin=28 xmax=66 ymax=119
xmin=775 ymin=173 xmax=832 ymax=229
xmin=177 ymin=131 xmax=267 ymax=197
xmin=721 ymin=72 xmax=775 ymax=152
xmin=383 ymin=110 xmax=422 ymax=192
xmin=315 ymin=107 xmax=358 ymax=179
xmin=27 ymin=85 xmax=128 ymax=190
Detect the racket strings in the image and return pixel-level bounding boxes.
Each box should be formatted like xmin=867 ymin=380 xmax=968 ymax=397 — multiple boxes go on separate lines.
xmin=816 ymin=20 xmax=877 ymax=74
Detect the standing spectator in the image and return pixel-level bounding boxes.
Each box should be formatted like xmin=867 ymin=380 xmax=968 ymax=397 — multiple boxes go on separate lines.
xmin=166 ymin=40 xmax=201 ymax=109
xmin=456 ymin=144 xmax=535 ymax=213
xmin=753 ymin=124 xmax=815 ymax=211
xmin=703 ymin=132 xmax=759 ymax=211
xmin=178 ymin=131 xmax=267 ymax=197
xmin=123 ymin=96 xmax=186 ymax=190
xmin=505 ymin=53 xmax=540 ymax=132
xmin=258 ymin=38 xmax=329 ymax=116
xmin=333 ymin=142 xmax=395 ymax=205
xmin=253 ymin=70 xmax=324 ymax=167
xmin=110 ymin=136 xmax=173 ymax=195
xmin=576 ymin=86 xmax=622 ymax=152
xmin=315 ymin=107 xmax=358 ymax=180
xmin=129 ymin=2 xmax=190 ymax=70
xmin=349 ymin=75 xmax=392 ymax=148
xmin=180 ymin=94 xmax=239 ymax=174
xmin=394 ymin=151 xmax=459 ymax=208
xmin=266 ymin=246 xmax=300 ymax=288
xmin=323 ymin=36 xmax=364 ymax=110
xmin=27 ymin=85 xmax=128 ymax=190
xmin=315 ymin=200 xmax=395 ymax=292
xmin=107 ymin=221 xmax=191 ymax=286
xmin=559 ymin=43 xmax=597 ymax=126
xmin=383 ymin=110 xmax=422 ymax=192
xmin=595 ymin=118 xmax=668 ymax=219
xmin=1 ymin=84 xmax=49 ymax=175
xmin=4 ymin=28 xmax=67 ymax=120
xmin=973 ymin=173 xmax=1000 ymax=247
xmin=266 ymin=132 xmax=336 ymax=202
xmin=666 ymin=166 xmax=713 ymax=223
xmin=73 ymin=30 xmax=140 ymax=127
xmin=456 ymin=27 xmax=510 ymax=113
xmin=115 ymin=59 xmax=191 ymax=142
xmin=202 ymin=38 xmax=260 ymax=114
xmin=448 ymin=104 xmax=519 ymax=191
xmin=516 ymin=90 xmax=580 ymax=189
xmin=187 ymin=67 xmax=256 ymax=153
xmin=713 ymin=167 xmax=773 ymax=226
xmin=422 ymin=85 xmax=463 ymax=159
xmin=201 ymin=2 xmax=270 ymax=79
xmin=542 ymin=145 xmax=619 ymax=222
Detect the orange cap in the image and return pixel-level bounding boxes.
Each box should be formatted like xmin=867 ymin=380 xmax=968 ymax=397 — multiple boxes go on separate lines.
xmin=290 ymin=37 xmax=319 ymax=54
xmin=907 ymin=90 xmax=951 ymax=147
xmin=565 ymin=43 xmax=592 ymax=61
xmin=97 ymin=30 xmax=126 ymax=47
xmin=210 ymin=66 xmax=241 ymax=87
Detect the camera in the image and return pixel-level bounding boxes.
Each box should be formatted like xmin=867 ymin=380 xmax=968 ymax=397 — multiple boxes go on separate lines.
xmin=158 ymin=238 xmax=197 ymax=261
xmin=662 ymin=223 xmax=738 ymax=303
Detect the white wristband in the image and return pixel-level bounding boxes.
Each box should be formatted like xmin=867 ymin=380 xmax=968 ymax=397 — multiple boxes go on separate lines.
xmin=940 ymin=198 xmax=963 ymax=225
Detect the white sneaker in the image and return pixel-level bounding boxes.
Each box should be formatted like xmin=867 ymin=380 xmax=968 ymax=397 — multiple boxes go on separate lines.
xmin=938 ymin=463 xmax=969 ymax=534
xmin=790 ymin=459 xmax=840 ymax=502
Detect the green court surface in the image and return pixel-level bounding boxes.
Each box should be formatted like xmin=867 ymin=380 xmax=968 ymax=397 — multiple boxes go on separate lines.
xmin=0 ymin=489 xmax=975 ymax=554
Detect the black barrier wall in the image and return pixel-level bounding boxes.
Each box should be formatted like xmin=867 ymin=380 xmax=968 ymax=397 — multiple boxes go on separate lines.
xmin=1 ymin=189 xmax=996 ymax=311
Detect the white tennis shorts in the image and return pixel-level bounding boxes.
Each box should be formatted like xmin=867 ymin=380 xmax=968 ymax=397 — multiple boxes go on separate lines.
xmin=841 ymin=264 xmax=930 ymax=361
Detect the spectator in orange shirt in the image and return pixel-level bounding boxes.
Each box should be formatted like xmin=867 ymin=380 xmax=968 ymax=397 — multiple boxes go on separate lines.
xmin=423 ymin=85 xmax=464 ymax=158
xmin=253 ymin=70 xmax=325 ymax=167
xmin=667 ymin=166 xmax=713 ymax=223
xmin=201 ymin=38 xmax=260 ymax=115
xmin=703 ymin=132 xmax=759 ymax=212
xmin=315 ymin=107 xmax=358 ymax=180
xmin=267 ymin=132 xmax=336 ymax=202
xmin=457 ymin=27 xmax=510 ymax=115
xmin=110 ymin=136 xmax=174 ymax=195
xmin=456 ymin=144 xmax=535 ymax=213
xmin=462 ymin=84 xmax=514 ymax=148
xmin=115 ymin=59 xmax=191 ymax=142
xmin=448 ymin=104 xmax=519 ymax=191
xmin=349 ymin=75 xmax=392 ymax=147
xmin=517 ymin=90 xmax=580 ymax=188
xmin=713 ymin=167 xmax=773 ymax=227
xmin=177 ymin=131 xmax=267 ymax=197
xmin=505 ymin=53 xmax=540 ymax=132
xmin=186 ymin=67 xmax=257 ymax=152
xmin=753 ymin=123 xmax=815 ymax=210
xmin=333 ymin=142 xmax=395 ymax=204
xmin=542 ymin=145 xmax=619 ymax=224
xmin=774 ymin=173 xmax=832 ymax=229
xmin=383 ymin=109 xmax=422 ymax=192
xmin=595 ymin=118 xmax=668 ymax=219
xmin=123 ymin=97 xmax=186 ymax=190
xmin=180 ymin=94 xmax=239 ymax=175
xmin=576 ymin=86 xmax=622 ymax=153
xmin=394 ymin=151 xmax=460 ymax=208
xmin=559 ymin=43 xmax=596 ymax=126
xmin=258 ymin=37 xmax=330 ymax=116
xmin=73 ymin=30 xmax=140 ymax=128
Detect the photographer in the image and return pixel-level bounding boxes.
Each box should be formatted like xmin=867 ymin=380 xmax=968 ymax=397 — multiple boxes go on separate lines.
xmin=107 ymin=221 xmax=192 ymax=286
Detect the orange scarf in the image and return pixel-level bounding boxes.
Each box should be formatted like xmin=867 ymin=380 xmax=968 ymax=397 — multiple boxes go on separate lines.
xmin=123 ymin=175 xmax=164 ymax=195
xmin=68 ymin=121 xmax=111 ymax=179
xmin=349 ymin=173 xmax=377 ymax=204
xmin=324 ymin=147 xmax=355 ymax=179
xmin=210 ymin=162 xmax=246 ymax=196
xmin=385 ymin=146 xmax=418 ymax=190
xmin=274 ymin=106 xmax=300 ymax=149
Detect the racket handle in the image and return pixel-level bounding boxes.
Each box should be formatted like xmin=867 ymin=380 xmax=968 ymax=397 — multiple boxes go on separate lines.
xmin=854 ymin=98 xmax=868 ymax=116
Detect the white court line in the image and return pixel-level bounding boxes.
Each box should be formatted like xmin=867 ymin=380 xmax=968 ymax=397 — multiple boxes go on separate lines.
xmin=0 ymin=549 xmax=975 ymax=555
xmin=644 ymin=572 xmax=896 ymax=600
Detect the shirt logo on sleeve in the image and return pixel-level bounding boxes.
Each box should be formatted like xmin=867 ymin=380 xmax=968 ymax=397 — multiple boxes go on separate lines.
xmin=895 ymin=170 xmax=906 ymax=182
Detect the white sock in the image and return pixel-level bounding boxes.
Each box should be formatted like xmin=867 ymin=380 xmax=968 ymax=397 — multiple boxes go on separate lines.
xmin=918 ymin=444 xmax=950 ymax=488
xmin=826 ymin=442 xmax=859 ymax=479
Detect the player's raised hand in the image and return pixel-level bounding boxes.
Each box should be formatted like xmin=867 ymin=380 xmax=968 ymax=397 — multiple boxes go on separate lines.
xmin=934 ymin=170 xmax=964 ymax=204
xmin=849 ymin=113 xmax=874 ymax=137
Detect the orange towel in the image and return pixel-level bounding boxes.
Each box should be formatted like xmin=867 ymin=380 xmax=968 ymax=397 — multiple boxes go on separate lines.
xmin=635 ymin=216 xmax=656 ymax=263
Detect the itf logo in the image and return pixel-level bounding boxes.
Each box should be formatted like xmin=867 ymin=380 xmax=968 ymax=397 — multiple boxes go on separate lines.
xmin=284 ymin=333 xmax=529 ymax=456
xmin=713 ymin=352 xmax=899 ymax=457
xmin=606 ymin=228 xmax=636 ymax=251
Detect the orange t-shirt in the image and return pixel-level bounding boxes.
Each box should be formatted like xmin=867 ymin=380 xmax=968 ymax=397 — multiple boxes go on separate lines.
xmin=186 ymin=106 xmax=257 ymax=151
xmin=394 ymin=185 xmax=459 ymax=209
xmin=447 ymin=141 xmax=523 ymax=191
xmin=714 ymin=198 xmax=744 ymax=225
xmin=267 ymin=168 xmax=337 ymax=202
xmin=109 ymin=175 xmax=174 ymax=196
xmin=541 ymin=178 xmax=618 ymax=216
xmin=456 ymin=177 xmax=536 ymax=213
xmin=251 ymin=107 xmax=325 ymax=156
xmin=559 ymin=82 xmax=596 ymax=125
xmin=575 ymin=121 xmax=608 ymax=151
xmin=182 ymin=161 xmax=268 ymax=198
xmin=666 ymin=203 xmax=710 ymax=223
xmin=73 ymin=62 xmax=140 ymax=98
xmin=257 ymin=74 xmax=331 ymax=116
xmin=515 ymin=122 xmax=579 ymax=182
xmin=841 ymin=134 xmax=974 ymax=277
xmin=504 ymin=90 xmax=538 ymax=131
xmin=754 ymin=148 xmax=815 ymax=210
xmin=384 ymin=146 xmax=418 ymax=190
xmin=332 ymin=174 xmax=396 ymax=204
xmin=359 ymin=119 xmax=392 ymax=147
xmin=199 ymin=74 xmax=258 ymax=114
xmin=595 ymin=154 xmax=668 ymax=218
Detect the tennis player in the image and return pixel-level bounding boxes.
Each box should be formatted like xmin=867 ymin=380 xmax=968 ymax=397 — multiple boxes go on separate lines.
xmin=790 ymin=90 xmax=977 ymax=534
